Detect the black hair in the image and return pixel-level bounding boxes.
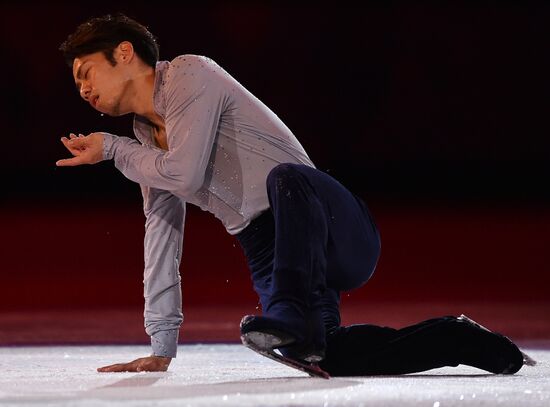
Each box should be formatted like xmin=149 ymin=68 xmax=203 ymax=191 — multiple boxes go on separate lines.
xmin=59 ymin=13 xmax=159 ymax=68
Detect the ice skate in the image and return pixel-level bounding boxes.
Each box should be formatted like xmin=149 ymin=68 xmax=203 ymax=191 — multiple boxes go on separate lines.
xmin=457 ymin=314 xmax=535 ymax=374
xmin=240 ymin=315 xmax=330 ymax=379
xmin=239 ymin=313 xmax=325 ymax=361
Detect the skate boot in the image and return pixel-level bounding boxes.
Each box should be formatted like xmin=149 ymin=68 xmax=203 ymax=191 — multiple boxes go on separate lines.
xmin=240 ymin=302 xmax=326 ymax=363
xmin=456 ymin=314 xmax=534 ymax=374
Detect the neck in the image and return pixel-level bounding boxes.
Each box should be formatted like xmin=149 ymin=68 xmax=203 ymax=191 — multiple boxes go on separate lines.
xmin=127 ymin=65 xmax=164 ymax=128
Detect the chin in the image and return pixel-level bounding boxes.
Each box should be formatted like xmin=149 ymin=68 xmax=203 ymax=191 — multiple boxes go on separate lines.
xmin=106 ymin=103 xmax=127 ymax=117
xmin=112 ymin=111 xmax=131 ymax=117
xmin=97 ymin=106 xmax=118 ymax=117
xmin=113 ymin=107 xmax=134 ymax=117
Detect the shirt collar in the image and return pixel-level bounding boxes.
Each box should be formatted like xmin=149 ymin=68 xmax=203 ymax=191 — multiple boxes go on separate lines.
xmin=152 ymin=60 xmax=170 ymax=118
xmin=132 ymin=60 xmax=170 ymax=145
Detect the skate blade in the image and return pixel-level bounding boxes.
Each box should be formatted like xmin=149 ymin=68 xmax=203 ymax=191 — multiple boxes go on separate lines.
xmin=241 ymin=332 xmax=330 ymax=379
xmin=245 ymin=331 xmax=324 ymax=363
xmin=458 ymin=314 xmax=537 ymax=366
xmin=521 ymin=352 xmax=537 ymax=366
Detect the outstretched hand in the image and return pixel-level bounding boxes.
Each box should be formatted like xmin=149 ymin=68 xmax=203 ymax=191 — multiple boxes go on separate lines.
xmin=97 ymin=355 xmax=172 ymax=373
xmin=56 ymin=132 xmax=104 ymax=167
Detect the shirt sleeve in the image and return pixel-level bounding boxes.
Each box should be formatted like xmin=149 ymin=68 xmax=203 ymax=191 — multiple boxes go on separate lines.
xmin=102 ymin=55 xmax=227 ymax=195
xmin=140 ymin=183 xmax=185 ymax=358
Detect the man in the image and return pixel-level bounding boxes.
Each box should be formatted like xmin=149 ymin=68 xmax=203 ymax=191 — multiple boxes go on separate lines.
xmin=58 ymin=14 xmax=530 ymax=375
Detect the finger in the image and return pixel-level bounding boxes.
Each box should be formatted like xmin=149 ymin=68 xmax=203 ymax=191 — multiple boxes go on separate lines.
xmin=63 ymin=137 xmax=88 ymax=152
xmin=98 ymin=362 xmax=135 ymax=372
xmin=61 ymin=136 xmax=79 ymax=146
xmin=61 ymin=137 xmax=79 ymax=148
xmin=69 ymin=133 xmax=78 ymax=139
xmin=67 ymin=137 xmax=86 ymax=148
xmin=56 ymin=156 xmax=86 ymax=167
xmin=60 ymin=138 xmax=82 ymax=156
xmin=97 ymin=363 xmax=130 ymax=373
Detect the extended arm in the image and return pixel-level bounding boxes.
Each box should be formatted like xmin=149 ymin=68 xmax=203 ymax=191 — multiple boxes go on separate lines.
xmin=96 ymin=185 xmax=185 ymax=373
xmin=141 ymin=184 xmax=185 ymax=358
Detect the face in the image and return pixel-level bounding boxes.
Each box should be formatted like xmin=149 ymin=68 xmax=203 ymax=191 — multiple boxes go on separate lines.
xmin=73 ymin=47 xmax=132 ymax=116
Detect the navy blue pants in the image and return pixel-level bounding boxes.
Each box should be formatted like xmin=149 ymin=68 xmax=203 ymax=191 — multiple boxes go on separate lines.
xmin=236 ymin=163 xmax=524 ymax=376
xmin=236 ymin=163 xmax=381 ymax=336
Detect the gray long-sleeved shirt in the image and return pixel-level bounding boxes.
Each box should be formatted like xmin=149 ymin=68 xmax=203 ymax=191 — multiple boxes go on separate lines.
xmin=101 ymin=54 xmax=314 ymax=357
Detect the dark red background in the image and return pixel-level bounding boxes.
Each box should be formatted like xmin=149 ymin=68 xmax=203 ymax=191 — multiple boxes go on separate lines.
xmin=2 ymin=202 xmax=550 ymax=309
xmin=0 ymin=2 xmax=548 ymax=345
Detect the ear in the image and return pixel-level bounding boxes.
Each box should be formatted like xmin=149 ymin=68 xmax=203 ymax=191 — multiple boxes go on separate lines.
xmin=115 ymin=41 xmax=135 ymax=64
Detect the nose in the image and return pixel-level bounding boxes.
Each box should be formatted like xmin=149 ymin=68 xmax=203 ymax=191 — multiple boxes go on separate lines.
xmin=80 ymin=83 xmax=91 ymax=101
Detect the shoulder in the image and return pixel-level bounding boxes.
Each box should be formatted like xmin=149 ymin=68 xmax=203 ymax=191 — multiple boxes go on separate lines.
xmin=167 ymin=54 xmax=221 ymax=77
xmin=163 ymin=54 xmax=231 ymax=97
xmin=171 ymin=54 xmax=215 ymax=64
xmin=160 ymin=55 xmax=231 ymax=112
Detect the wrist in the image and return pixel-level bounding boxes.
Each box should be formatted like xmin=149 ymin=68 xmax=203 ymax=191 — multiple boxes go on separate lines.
xmin=101 ymin=132 xmax=117 ymax=160
xmin=151 ymin=329 xmax=179 ymax=358
xmin=151 ymin=355 xmax=172 ymax=360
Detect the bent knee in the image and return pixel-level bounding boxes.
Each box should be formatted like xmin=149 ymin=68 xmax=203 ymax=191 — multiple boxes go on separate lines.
xmin=266 ymin=164 xmax=308 ymax=194
xmin=266 ymin=163 xmax=301 ymax=183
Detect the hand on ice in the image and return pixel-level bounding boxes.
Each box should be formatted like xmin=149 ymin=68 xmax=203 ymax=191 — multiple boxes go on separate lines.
xmin=97 ymin=355 xmax=172 ymax=373
xmin=56 ymin=132 xmax=104 ymax=167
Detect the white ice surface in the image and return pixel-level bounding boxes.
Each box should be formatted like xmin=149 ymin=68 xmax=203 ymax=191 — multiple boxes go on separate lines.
xmin=0 ymin=345 xmax=548 ymax=406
